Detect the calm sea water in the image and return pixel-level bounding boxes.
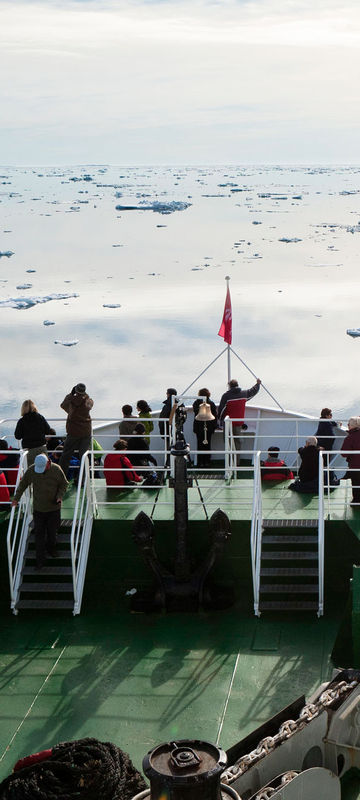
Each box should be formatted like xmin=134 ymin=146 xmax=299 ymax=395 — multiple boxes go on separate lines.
xmin=1 ymin=164 xmax=360 ymax=431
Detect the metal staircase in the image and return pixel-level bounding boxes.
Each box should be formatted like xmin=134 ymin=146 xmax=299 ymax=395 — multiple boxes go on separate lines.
xmin=251 ymin=451 xmax=325 ymax=617
xmin=15 ymin=520 xmax=75 ymax=611
xmin=258 ymin=518 xmax=319 ymax=612
xmin=7 ymin=452 xmax=94 ymax=615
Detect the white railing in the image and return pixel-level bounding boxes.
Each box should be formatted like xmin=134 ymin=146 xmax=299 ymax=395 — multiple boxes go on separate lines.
xmin=224 ymin=417 xmax=236 ymax=482
xmin=71 ymin=451 xmax=94 ymax=615
xmin=251 ymin=451 xmax=263 ymax=617
xmin=318 ymin=451 xmax=325 ymax=617
xmin=6 ymin=452 xmax=31 ymax=614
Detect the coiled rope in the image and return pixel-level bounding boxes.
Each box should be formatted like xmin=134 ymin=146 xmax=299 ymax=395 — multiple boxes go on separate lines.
xmin=0 ymin=737 xmax=147 ymax=800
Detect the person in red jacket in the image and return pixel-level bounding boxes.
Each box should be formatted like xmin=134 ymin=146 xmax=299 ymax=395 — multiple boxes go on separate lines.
xmin=261 ymin=447 xmax=294 ymax=482
xmin=341 ymin=416 xmax=360 ymax=505
xmin=0 ymin=470 xmax=10 ymax=509
xmin=104 ymin=440 xmax=142 ymax=488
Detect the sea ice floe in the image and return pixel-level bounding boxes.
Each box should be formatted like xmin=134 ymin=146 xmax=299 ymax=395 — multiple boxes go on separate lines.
xmin=43 ymin=320 xmax=55 ymax=326
xmin=0 ymin=251 xmax=14 ymax=258
xmin=115 ymin=200 xmax=191 ymax=214
xmin=54 ymin=340 xmax=79 ymax=346
xmin=0 ymin=292 xmax=79 ymax=310
xmin=278 ymin=237 xmax=302 ymax=243
xmin=103 ymin=303 xmax=121 ymax=308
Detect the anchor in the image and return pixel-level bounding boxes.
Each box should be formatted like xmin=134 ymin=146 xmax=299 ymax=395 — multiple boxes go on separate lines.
xmin=132 ymin=403 xmax=233 ymax=612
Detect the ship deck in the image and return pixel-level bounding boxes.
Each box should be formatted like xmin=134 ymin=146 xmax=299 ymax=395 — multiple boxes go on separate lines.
xmin=0 ymin=476 xmax=359 ymax=796
xmin=60 ymin=476 xmax=360 ymax=531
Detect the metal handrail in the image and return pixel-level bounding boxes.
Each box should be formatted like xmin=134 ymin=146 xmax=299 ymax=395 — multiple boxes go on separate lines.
xmin=251 ymin=451 xmax=263 ymax=617
xmin=6 ymin=452 xmax=31 ymax=614
xmin=318 ymin=451 xmax=325 ymax=617
xmin=70 ymin=451 xmax=94 ymax=615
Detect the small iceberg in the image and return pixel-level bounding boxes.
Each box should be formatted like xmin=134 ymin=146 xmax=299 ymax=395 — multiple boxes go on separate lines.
xmin=0 ymin=251 xmax=14 ymax=258
xmin=115 ymin=200 xmax=191 ymax=214
xmin=0 ymin=292 xmax=79 ymax=310
xmin=278 ymin=237 xmax=302 ymax=243
xmin=347 ymin=329 xmax=360 ymax=338
xmin=103 ymin=303 xmax=121 ymax=308
xmin=54 ymin=339 xmax=79 ymax=347
xmin=43 ymin=320 xmax=55 ymax=326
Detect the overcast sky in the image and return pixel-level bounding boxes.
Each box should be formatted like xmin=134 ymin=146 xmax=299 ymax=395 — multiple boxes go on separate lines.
xmin=1 ymin=0 xmax=360 ymax=165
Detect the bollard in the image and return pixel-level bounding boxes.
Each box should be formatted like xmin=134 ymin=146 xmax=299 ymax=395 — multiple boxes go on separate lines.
xmin=132 ymin=739 xmax=240 ymax=800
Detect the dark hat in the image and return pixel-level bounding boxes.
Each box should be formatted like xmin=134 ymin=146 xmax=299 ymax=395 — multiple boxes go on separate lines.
xmin=75 ymin=383 xmax=86 ymax=394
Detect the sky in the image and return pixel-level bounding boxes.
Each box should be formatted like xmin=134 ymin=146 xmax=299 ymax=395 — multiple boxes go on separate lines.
xmin=1 ymin=0 xmax=360 ymax=165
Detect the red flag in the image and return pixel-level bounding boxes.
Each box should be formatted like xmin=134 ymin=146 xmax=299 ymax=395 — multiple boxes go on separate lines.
xmin=218 ymin=286 xmax=232 ymax=345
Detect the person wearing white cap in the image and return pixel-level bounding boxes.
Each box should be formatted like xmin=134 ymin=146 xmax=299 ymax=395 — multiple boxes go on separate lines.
xmin=12 ymin=454 xmax=68 ymax=569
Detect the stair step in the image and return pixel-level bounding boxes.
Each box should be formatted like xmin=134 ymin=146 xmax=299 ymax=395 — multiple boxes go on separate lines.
xmin=25 ymin=550 xmax=71 ymax=560
xmin=60 ymin=519 xmax=73 ymax=527
xmin=262 ymin=519 xmax=318 ymax=528
xmin=259 ymin=601 xmax=318 ymax=611
xmin=28 ymin=533 xmax=70 ymax=544
xmin=262 ymin=535 xmax=318 ymax=544
xmin=260 ymin=584 xmax=318 ymax=594
xmin=16 ymin=599 xmax=74 ymax=610
xmin=20 ymin=583 xmax=73 ymax=593
xmin=23 ymin=566 xmax=72 ymax=576
xmin=261 ymin=551 xmax=318 ymax=561
xmin=261 ymin=567 xmax=319 ymax=576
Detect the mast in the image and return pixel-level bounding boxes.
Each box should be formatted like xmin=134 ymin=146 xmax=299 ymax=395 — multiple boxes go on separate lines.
xmin=225 ymin=275 xmax=231 ymax=383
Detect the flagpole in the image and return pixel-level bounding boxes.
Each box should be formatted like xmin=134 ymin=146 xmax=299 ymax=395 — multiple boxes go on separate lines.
xmin=225 ymin=276 xmax=231 ymax=383
xmin=230 ymin=346 xmax=284 ymax=411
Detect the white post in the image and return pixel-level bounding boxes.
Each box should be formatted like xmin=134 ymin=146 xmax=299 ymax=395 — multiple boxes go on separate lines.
xmin=224 ymin=417 xmax=231 ymax=482
xmin=318 ymin=450 xmax=325 ymax=617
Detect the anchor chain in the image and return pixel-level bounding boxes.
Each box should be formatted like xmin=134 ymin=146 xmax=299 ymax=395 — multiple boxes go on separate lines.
xmin=253 ymin=771 xmax=299 ymax=800
xmin=222 ymin=679 xmax=358 ymax=785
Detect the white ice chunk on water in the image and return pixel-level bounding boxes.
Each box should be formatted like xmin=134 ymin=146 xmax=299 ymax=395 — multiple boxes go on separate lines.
xmin=0 ymin=292 xmax=79 ymax=310
xmin=43 ymin=320 xmax=55 ymax=326
xmin=54 ymin=339 xmax=79 ymax=346
xmin=278 ymin=237 xmax=302 ymax=243
xmin=115 ymin=200 xmax=191 ymax=214
xmin=0 ymin=251 xmax=14 ymax=258
xmin=103 ymin=303 xmax=121 ymax=308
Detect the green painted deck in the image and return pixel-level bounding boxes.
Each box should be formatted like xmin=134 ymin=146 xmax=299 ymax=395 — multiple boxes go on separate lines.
xmin=0 ymin=605 xmax=343 ymax=783
xmin=91 ymin=476 xmax=360 ymax=532
xmin=0 ymin=476 xmax=359 ymax=796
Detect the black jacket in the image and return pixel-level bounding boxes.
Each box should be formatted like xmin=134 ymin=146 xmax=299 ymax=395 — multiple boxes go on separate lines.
xmin=315 ymin=420 xmax=336 ymax=452
xmin=15 ymin=412 xmax=53 ymax=449
xmin=159 ymin=396 xmax=176 ymax=437
xmin=298 ymin=445 xmax=320 ymax=483
xmin=126 ymin=436 xmax=157 ymax=467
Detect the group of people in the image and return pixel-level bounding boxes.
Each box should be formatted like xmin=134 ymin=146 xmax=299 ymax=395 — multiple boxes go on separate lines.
xmin=260 ymin=407 xmax=360 ymax=507
xmin=5 ymin=378 xmax=360 ymax=571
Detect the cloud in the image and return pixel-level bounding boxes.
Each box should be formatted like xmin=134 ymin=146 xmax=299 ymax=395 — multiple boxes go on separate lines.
xmin=1 ymin=0 xmax=360 ymax=163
